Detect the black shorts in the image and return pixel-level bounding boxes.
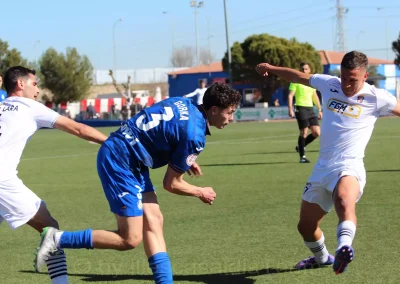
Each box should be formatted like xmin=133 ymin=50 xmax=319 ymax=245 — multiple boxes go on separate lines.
xmin=295 ymin=106 xmax=319 ymax=130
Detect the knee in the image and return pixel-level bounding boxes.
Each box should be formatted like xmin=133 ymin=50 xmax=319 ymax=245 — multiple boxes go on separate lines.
xmin=119 ymin=234 xmax=143 ymax=251
xmin=299 ymin=129 xmax=307 ymax=137
xmin=312 ymin=129 xmax=320 ymax=137
xmin=334 ymin=195 xmax=354 ymax=211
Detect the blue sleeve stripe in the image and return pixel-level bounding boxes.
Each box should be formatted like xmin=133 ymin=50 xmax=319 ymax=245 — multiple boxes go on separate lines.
xmin=168 ymin=163 xmax=185 ymax=174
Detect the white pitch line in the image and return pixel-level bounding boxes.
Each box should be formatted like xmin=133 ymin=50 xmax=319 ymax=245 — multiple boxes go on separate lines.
xmin=21 ymin=152 xmax=97 ymax=161
xmin=21 ymin=134 xmax=400 ymax=162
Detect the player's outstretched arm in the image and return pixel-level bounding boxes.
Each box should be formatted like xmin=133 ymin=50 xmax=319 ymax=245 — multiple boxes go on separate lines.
xmin=183 ymin=89 xmax=198 ymax=98
xmin=256 ymin=63 xmax=312 ymax=87
xmin=53 ymin=116 xmax=108 ymax=144
xmin=163 ymin=165 xmax=216 ymax=205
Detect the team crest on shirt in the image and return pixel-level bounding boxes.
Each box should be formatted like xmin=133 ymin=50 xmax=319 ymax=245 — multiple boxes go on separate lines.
xmin=356 ymin=96 xmax=365 ymax=103
xmin=186 ymin=154 xmax=198 ymax=166
xmin=327 ymin=98 xmax=362 ymax=118
xmin=137 ymin=200 xmax=143 ymax=210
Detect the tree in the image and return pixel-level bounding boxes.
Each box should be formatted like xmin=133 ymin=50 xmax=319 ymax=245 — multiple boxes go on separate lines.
xmin=171 ymin=46 xmax=195 ymax=67
xmin=39 ymin=47 xmax=93 ymax=104
xmin=392 ymin=32 xmax=400 ymax=68
xmin=199 ymin=47 xmax=215 ymax=65
xmin=366 ymin=65 xmax=386 ymax=87
xmin=0 ymin=39 xmax=28 ymax=77
xmin=108 ymin=70 xmax=131 ymax=99
xmin=222 ymin=34 xmax=323 ymax=104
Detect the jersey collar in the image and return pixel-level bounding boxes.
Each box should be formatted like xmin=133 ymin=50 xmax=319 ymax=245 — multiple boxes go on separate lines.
xmin=197 ymin=104 xmax=211 ymax=136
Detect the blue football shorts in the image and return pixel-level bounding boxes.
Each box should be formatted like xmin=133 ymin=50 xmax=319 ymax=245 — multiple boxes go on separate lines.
xmin=97 ymin=143 xmax=155 ymax=217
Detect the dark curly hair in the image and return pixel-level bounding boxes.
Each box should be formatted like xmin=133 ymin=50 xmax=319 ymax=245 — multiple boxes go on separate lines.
xmin=202 ymin=82 xmax=241 ymax=111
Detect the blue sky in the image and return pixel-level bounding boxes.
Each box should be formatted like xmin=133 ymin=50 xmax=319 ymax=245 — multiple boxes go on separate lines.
xmin=1 ymin=0 xmax=399 ymax=70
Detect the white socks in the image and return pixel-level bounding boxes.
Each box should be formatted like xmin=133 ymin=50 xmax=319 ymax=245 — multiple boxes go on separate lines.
xmin=337 ymin=220 xmax=356 ymax=251
xmin=305 ymin=233 xmax=330 ymax=264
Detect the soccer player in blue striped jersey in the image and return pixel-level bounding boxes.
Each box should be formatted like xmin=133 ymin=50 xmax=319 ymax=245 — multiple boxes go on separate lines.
xmin=35 ymin=82 xmax=241 ymax=284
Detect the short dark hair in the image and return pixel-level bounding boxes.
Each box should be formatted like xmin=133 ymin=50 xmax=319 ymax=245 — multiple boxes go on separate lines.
xmin=341 ymin=51 xmax=368 ymax=70
xmin=300 ymin=62 xmax=309 ymax=69
xmin=203 ymin=82 xmax=241 ymax=111
xmin=3 ymin=66 xmax=36 ymax=93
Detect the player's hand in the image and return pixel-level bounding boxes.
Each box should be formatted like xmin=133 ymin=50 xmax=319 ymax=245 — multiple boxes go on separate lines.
xmin=199 ymin=187 xmax=216 ymax=205
xmin=186 ymin=162 xmax=202 ymax=178
xmin=256 ymin=63 xmax=272 ymax=76
xmin=289 ymin=110 xmax=295 ymax=118
xmin=318 ymin=111 xmax=323 ymax=120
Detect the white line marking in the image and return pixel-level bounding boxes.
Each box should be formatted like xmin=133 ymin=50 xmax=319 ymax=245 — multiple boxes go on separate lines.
xmin=21 ymin=152 xmax=97 ymax=161
xmin=19 ymin=134 xmax=400 ymax=161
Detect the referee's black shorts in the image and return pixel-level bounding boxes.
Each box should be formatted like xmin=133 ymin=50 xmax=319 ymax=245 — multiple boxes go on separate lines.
xmin=295 ymin=106 xmax=319 ymax=130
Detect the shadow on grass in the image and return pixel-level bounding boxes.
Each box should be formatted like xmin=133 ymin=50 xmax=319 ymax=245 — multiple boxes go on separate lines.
xmin=21 ymin=267 xmax=296 ymax=283
xmin=367 ymin=169 xmax=400 ymax=173
xmin=201 ymin=162 xmax=294 ymax=167
xmin=243 ymin=150 xmax=318 ymax=155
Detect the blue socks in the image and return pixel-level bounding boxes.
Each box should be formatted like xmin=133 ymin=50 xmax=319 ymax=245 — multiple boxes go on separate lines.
xmin=148 ymin=252 xmax=173 ymax=284
xmin=59 ymin=229 xmax=93 ymax=249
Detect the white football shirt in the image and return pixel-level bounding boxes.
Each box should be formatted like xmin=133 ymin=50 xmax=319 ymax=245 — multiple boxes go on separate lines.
xmin=185 ymin=88 xmax=207 ymax=105
xmin=310 ymin=74 xmax=397 ymax=166
xmin=0 ymin=97 xmax=60 ymax=180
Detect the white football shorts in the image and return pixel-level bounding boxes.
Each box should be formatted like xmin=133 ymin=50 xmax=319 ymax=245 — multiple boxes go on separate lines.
xmin=0 ymin=177 xmax=42 ymax=229
xmin=302 ymin=163 xmax=366 ymax=212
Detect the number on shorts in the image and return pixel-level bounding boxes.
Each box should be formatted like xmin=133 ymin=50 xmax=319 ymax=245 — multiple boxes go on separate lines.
xmin=135 ymin=107 xmax=174 ymax=131
xmin=303 ymin=182 xmax=312 ymax=194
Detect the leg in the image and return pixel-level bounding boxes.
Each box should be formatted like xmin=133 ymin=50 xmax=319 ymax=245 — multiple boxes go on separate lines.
xmin=333 ymin=176 xmax=359 ymax=225
xmin=28 ymin=203 xmax=69 ymax=283
xmin=27 ymin=202 xmax=59 ymax=232
xmin=305 ymin=124 xmax=320 ymax=147
xmin=332 ymin=175 xmax=360 ymax=274
xmin=35 ymin=144 xmax=145 ymax=271
xmin=295 ymin=176 xmax=335 ymax=269
xmin=143 ymin=192 xmax=173 ymax=284
xmin=295 ymin=107 xmax=310 ymax=162
xmin=0 ymin=176 xmax=69 ymax=283
xmin=298 ymin=127 xmax=309 ymax=161
xmin=92 ymin=215 xmax=143 ymax=250
xmin=295 ymin=200 xmax=333 ymax=269
xmin=297 ymin=200 xmax=327 ymax=242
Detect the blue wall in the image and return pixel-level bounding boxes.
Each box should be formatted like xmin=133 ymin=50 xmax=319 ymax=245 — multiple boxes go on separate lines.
xmin=168 ymin=63 xmax=399 ymax=107
xmin=168 ymin=71 xmax=227 ymax=97
xmin=168 ymin=71 xmax=285 ymax=106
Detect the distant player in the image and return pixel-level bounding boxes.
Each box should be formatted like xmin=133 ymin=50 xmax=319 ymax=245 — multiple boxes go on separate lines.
xmin=184 ymin=79 xmax=207 ymax=105
xmin=0 ymin=66 xmax=108 ymax=283
xmin=35 ymin=83 xmax=242 ymax=284
xmin=256 ymin=51 xmax=400 ymax=274
xmin=288 ymin=62 xmax=322 ymax=163
xmin=0 ymin=75 xmax=7 ymax=102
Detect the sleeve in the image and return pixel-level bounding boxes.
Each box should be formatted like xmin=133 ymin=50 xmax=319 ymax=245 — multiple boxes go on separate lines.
xmin=169 ymin=139 xmax=205 ymax=173
xmin=309 ymin=74 xmax=335 ymax=91
xmin=376 ymin=89 xmax=397 ymax=115
xmin=185 ymin=89 xmax=199 ymax=98
xmin=30 ymin=100 xmax=60 ymax=128
xmin=288 ymin=83 xmax=297 ymax=92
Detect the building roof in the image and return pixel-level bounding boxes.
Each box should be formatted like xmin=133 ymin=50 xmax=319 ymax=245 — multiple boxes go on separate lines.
xmin=168 ymin=61 xmax=223 ymax=75
xmin=169 ymin=51 xmax=394 ymax=76
xmin=319 ymin=50 xmax=394 ymax=65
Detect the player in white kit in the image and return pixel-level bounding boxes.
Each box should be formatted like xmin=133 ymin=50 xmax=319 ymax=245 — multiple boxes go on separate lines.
xmin=256 ymin=51 xmax=400 ymax=274
xmin=0 ymin=66 xmax=107 ymax=283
